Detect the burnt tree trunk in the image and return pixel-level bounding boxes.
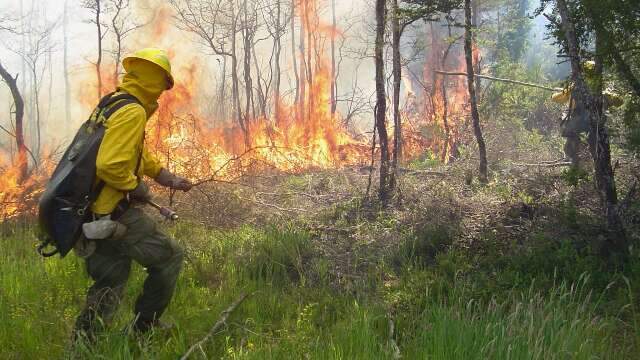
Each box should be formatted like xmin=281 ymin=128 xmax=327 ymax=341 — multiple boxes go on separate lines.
xmin=556 ymin=0 xmax=627 ymax=257
xmin=464 ymin=0 xmax=488 ymax=183
xmin=375 ymin=0 xmax=391 ymax=202
xmin=0 ymin=62 xmax=28 ymax=182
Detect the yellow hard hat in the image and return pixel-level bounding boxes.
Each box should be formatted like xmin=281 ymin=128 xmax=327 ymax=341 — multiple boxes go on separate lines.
xmin=582 ymin=60 xmax=596 ymax=72
xmin=123 ymin=48 xmax=174 ymax=89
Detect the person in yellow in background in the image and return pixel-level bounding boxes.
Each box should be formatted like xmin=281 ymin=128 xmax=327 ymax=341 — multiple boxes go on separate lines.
xmin=551 ymin=60 xmax=623 ymax=166
xmin=73 ymin=48 xmax=193 ymax=342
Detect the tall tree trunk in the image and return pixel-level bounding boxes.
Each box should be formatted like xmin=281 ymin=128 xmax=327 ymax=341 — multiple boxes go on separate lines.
xmin=298 ymin=0 xmax=306 ymax=123
xmin=375 ymin=0 xmax=390 ymax=202
xmin=242 ymin=0 xmax=254 ymax=122
xmin=291 ymin=0 xmax=299 ymax=122
xmin=31 ymin=65 xmax=41 ymax=158
xmin=113 ymin=33 xmax=122 ymax=81
xmin=63 ymin=0 xmax=71 ymax=126
xmin=464 ymin=0 xmax=488 ymax=183
xmin=441 ymin=21 xmax=454 ymax=162
xmin=220 ymin=55 xmax=227 ymax=120
xmin=472 ymin=0 xmax=481 ymax=89
xmin=273 ymin=0 xmax=282 ymax=125
xmin=252 ymin=44 xmax=267 ymax=118
xmin=20 ymin=0 xmax=27 ymax=101
xmin=111 ymin=2 xmax=124 ymax=82
xmin=304 ymin=0 xmax=313 ymax=124
xmin=230 ymin=19 xmax=245 ymax=145
xmin=0 ymin=62 xmax=28 ymax=182
xmin=330 ymin=0 xmax=337 ymax=119
xmin=390 ymin=0 xmax=401 ymax=188
xmin=556 ymin=0 xmax=626 ymax=257
xmin=95 ymin=0 xmax=103 ymax=101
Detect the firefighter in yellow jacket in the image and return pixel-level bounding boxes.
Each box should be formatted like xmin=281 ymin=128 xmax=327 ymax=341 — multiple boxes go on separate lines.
xmin=551 ymin=61 xmax=623 ymax=166
xmin=74 ymin=48 xmax=193 ymax=340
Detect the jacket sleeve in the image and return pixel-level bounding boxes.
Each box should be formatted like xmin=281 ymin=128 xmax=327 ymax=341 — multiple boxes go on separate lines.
xmin=551 ymin=88 xmax=571 ymax=104
xmin=95 ymin=105 xmax=146 ymax=191
xmin=604 ymin=89 xmax=624 ymax=108
xmin=142 ymin=147 xmax=163 ymax=178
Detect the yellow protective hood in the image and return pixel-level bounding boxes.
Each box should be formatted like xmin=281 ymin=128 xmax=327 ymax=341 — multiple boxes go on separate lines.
xmin=116 ymin=58 xmax=168 ymax=117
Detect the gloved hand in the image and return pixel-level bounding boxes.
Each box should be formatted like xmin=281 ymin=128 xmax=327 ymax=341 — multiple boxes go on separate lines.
xmin=129 ymin=181 xmax=152 ymax=202
xmin=154 ymin=168 xmax=193 ymax=191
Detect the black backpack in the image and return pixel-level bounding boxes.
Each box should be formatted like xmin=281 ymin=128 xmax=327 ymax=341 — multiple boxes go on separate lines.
xmin=37 ymin=92 xmax=141 ymax=257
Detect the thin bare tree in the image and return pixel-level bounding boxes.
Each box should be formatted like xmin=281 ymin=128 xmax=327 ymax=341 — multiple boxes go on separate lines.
xmin=555 ymin=0 xmax=626 ymax=257
xmin=390 ymin=0 xmax=401 ymax=188
xmin=108 ymin=0 xmax=146 ymax=80
xmin=170 ymin=0 xmax=247 ymax=144
xmin=464 ymin=0 xmax=487 ymax=183
xmin=290 ymin=0 xmax=299 ymax=121
xmin=83 ymin=0 xmax=107 ymax=101
xmin=330 ymin=0 xmax=337 ymax=119
xmin=13 ymin=19 xmax=57 ymax=160
xmin=375 ymin=0 xmax=390 ymax=202
xmin=0 ymin=40 xmax=28 ymax=181
xmin=63 ymin=0 xmax=71 ymax=126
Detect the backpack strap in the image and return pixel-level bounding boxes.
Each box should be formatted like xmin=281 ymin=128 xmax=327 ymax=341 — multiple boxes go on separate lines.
xmin=102 ymin=93 xmax=141 ymax=119
xmin=89 ymin=93 xmax=143 ymax=211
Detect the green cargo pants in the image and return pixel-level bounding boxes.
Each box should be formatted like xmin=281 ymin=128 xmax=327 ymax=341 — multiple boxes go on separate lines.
xmin=74 ymin=207 xmax=183 ymax=336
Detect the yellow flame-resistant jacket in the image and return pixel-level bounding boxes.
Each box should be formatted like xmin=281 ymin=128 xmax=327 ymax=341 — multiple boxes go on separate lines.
xmin=92 ymin=59 xmax=169 ymax=214
xmin=551 ymin=83 xmax=623 ymax=108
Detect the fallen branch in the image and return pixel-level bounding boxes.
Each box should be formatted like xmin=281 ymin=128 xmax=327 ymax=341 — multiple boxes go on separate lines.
xmin=399 ymin=168 xmax=446 ymax=176
xmin=513 ymin=161 xmax=573 ymax=168
xmin=242 ymin=196 xmax=309 ymax=213
xmin=435 ymin=70 xmax=563 ymax=92
xmin=180 ymin=292 xmax=250 ymax=360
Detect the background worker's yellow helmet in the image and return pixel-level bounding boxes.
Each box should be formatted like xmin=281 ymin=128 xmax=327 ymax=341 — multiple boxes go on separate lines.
xmin=123 ymin=48 xmax=174 ymax=89
xmin=582 ymin=60 xmax=596 ymax=73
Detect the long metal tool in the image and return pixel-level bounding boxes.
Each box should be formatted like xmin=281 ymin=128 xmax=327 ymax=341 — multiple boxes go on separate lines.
xmin=435 ymin=70 xmax=563 ymax=92
xmin=147 ymin=199 xmax=179 ymax=221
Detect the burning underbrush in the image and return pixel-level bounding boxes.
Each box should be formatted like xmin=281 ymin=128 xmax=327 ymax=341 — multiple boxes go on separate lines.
xmin=0 ymin=156 xmax=54 ymax=220
xmin=0 ymin=3 xmax=477 ymax=221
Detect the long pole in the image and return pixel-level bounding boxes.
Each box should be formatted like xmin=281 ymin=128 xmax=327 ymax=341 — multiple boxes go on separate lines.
xmin=435 ymin=70 xmax=562 ymax=92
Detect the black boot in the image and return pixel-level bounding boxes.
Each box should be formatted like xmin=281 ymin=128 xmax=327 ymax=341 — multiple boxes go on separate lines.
xmin=132 ymin=316 xmax=175 ymax=333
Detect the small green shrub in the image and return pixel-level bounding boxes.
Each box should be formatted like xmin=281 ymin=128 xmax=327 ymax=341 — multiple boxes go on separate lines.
xmin=561 ymin=166 xmax=590 ymax=186
xmin=243 ymin=226 xmax=312 ymax=285
xmin=407 ymin=149 xmax=441 ymax=170
xmin=389 ymin=224 xmax=454 ymax=270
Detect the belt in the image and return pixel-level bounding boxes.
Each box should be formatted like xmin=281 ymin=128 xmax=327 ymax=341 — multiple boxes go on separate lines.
xmin=111 ymin=198 xmax=131 ymax=220
xmin=92 ymin=198 xmax=130 ymax=220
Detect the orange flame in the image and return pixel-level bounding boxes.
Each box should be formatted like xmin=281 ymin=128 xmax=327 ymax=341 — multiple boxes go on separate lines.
xmin=404 ymin=21 xmax=474 ymax=163
xmin=0 ymin=2 xmax=478 ymax=219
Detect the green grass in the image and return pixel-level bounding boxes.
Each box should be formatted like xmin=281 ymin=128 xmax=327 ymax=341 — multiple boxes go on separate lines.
xmin=0 ymin=220 xmax=637 ymax=359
